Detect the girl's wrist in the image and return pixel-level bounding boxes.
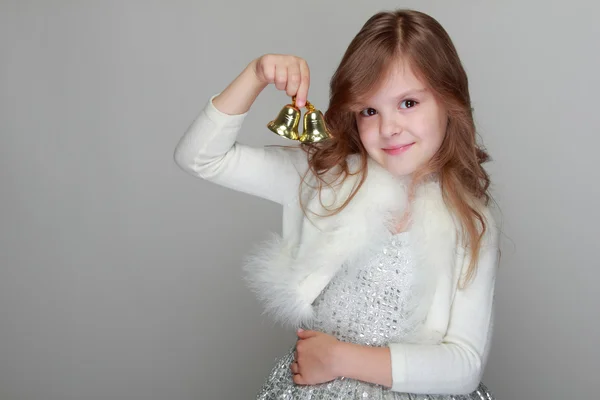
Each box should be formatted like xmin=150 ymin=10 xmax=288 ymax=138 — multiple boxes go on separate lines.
xmin=246 ymin=58 xmax=262 ymax=84
xmin=329 ymin=341 xmax=393 ymax=388
xmin=212 ymin=61 xmax=268 ymax=115
xmin=330 ymin=340 xmax=351 ymax=378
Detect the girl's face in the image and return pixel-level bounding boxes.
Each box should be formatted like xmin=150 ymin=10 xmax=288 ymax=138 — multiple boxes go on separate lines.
xmin=355 ymin=59 xmax=448 ymax=177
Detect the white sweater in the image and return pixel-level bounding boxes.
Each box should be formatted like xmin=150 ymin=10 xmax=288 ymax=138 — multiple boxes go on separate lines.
xmin=173 ymin=94 xmax=500 ymax=395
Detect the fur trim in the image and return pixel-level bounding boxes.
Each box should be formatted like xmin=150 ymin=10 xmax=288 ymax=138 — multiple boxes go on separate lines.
xmin=242 ymin=155 xmax=456 ymax=330
xmin=242 ymin=232 xmax=315 ymax=327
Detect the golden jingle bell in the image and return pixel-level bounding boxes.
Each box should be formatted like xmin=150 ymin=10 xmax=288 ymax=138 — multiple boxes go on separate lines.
xmin=267 ymin=97 xmax=331 ymax=143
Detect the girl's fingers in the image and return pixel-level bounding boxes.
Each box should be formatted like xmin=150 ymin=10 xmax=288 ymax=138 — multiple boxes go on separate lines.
xmin=296 ymin=61 xmax=310 ymax=108
xmin=286 ymin=62 xmax=301 ymax=99
xmin=259 ymin=55 xmax=310 ymax=105
xmin=274 ymin=64 xmax=287 ymax=91
xmin=290 ymin=361 xmax=299 ymax=374
xmin=258 ymin=55 xmax=274 ymax=84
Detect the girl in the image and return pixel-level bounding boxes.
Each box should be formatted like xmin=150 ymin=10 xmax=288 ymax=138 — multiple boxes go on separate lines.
xmin=174 ymin=9 xmax=500 ymax=400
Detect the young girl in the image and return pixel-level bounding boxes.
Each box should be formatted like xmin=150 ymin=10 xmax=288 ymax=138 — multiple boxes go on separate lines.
xmin=174 ymin=9 xmax=500 ymax=400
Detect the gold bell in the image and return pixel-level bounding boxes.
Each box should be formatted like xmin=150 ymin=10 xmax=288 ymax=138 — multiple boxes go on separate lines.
xmin=299 ymin=101 xmax=331 ymax=143
xmin=267 ymin=97 xmax=331 ymax=143
xmin=266 ymin=100 xmax=301 ymax=141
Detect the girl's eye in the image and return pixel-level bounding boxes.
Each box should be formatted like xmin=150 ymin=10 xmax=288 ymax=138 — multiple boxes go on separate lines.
xmin=359 ymin=108 xmax=377 ymax=117
xmin=400 ymin=99 xmax=418 ymax=109
xmin=359 ymin=100 xmax=418 ymax=117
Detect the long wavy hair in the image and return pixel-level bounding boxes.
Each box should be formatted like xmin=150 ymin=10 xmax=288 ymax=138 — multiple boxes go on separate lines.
xmin=297 ymin=9 xmax=491 ymax=286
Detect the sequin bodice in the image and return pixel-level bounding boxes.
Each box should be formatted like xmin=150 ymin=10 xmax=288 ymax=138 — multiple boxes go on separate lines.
xmin=308 ymin=231 xmax=427 ymax=346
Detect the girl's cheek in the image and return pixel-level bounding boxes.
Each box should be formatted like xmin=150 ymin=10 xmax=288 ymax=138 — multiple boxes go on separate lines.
xmin=357 ymin=119 xmax=375 ymax=133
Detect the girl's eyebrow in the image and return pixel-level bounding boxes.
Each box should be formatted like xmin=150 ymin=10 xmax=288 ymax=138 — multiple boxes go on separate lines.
xmin=353 ymin=88 xmax=428 ymax=109
xmin=393 ymin=87 xmax=428 ymax=100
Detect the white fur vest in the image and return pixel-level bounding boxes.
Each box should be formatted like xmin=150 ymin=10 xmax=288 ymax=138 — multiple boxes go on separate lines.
xmin=241 ymin=154 xmax=494 ymax=344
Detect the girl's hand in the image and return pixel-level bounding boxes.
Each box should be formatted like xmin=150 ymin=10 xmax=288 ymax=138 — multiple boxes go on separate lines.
xmin=251 ymin=54 xmax=310 ymax=108
xmin=290 ymin=329 xmax=341 ymax=385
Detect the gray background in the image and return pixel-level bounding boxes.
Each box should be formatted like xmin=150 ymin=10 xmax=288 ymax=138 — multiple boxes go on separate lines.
xmin=1 ymin=1 xmax=598 ymax=399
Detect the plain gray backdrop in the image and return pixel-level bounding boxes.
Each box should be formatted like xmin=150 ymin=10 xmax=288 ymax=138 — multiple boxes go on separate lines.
xmin=1 ymin=1 xmax=598 ymax=399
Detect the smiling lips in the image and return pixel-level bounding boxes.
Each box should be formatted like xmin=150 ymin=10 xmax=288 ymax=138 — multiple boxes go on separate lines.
xmin=382 ymin=142 xmax=415 ymax=155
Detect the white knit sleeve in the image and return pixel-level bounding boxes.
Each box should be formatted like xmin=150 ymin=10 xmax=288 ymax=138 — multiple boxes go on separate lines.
xmin=173 ymin=94 xmax=304 ymax=205
xmin=388 ymin=217 xmax=500 ymax=395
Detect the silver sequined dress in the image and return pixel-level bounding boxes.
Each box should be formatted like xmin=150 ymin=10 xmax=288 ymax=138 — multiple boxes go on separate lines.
xmin=256 ymin=231 xmax=495 ymax=400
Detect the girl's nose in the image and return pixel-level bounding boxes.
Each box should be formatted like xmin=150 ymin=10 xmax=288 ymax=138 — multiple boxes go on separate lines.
xmin=379 ymin=116 xmax=402 ymax=137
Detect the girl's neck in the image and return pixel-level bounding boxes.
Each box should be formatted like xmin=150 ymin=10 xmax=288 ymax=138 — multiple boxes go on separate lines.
xmin=392 ymin=199 xmax=413 ymax=234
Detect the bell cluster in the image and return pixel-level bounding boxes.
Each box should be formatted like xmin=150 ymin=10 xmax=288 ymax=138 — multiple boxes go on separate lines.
xmin=267 ymin=97 xmax=332 ymax=143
